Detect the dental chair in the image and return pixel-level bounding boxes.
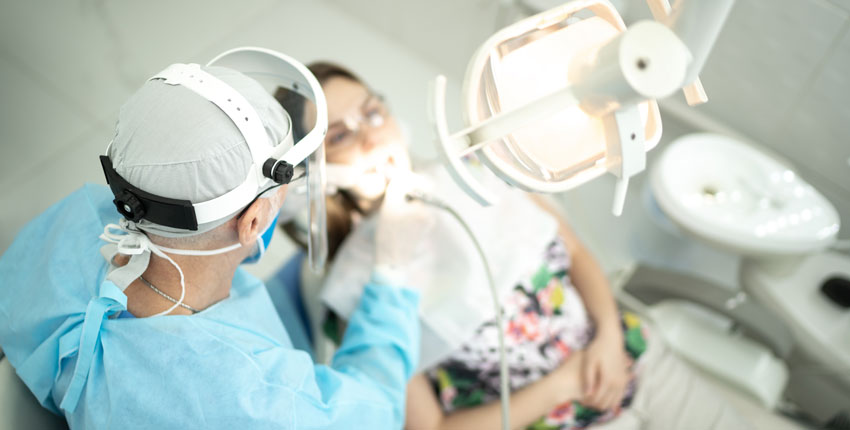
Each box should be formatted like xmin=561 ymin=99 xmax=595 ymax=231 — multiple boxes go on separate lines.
xmin=615 ymin=264 xmax=811 ymax=430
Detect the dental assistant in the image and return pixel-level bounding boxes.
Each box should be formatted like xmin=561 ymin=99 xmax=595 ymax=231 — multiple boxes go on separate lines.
xmin=0 ymin=51 xmax=422 ymax=429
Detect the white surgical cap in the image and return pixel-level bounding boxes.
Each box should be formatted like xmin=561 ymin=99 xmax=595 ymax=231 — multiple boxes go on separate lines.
xmin=107 ymin=65 xmax=291 ymax=237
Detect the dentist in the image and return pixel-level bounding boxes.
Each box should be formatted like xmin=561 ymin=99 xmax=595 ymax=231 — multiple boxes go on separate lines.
xmin=0 ymin=49 xmax=423 ymax=429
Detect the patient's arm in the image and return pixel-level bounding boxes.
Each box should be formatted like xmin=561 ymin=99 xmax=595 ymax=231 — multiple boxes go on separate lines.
xmin=527 ymin=195 xmax=620 ymax=333
xmin=404 ymin=351 xmax=584 ymax=430
xmin=527 ymin=194 xmax=628 ymax=411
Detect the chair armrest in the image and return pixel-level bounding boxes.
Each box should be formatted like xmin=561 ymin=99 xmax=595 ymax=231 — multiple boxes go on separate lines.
xmin=622 ymin=265 xmax=794 ymax=360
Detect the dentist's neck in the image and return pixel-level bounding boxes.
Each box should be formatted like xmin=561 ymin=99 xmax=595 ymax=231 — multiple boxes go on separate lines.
xmin=118 ymin=249 xmax=243 ymax=318
xmin=153 ymin=251 xmax=241 ymax=309
xmin=121 ymin=225 xmax=249 ymax=317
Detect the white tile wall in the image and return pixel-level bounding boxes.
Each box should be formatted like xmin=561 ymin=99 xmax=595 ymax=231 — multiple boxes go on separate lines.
xmin=326 ymin=0 xmax=502 ymax=80
xmin=780 ymin=26 xmax=850 ymax=194
xmin=826 ymin=0 xmax=850 ymax=12
xmin=0 ymin=55 xmax=92 ymax=187
xmin=0 ymin=120 xmax=113 ymax=251
xmin=694 ymin=0 xmax=847 ymax=141
xmin=0 ymin=0 xmax=277 ymax=123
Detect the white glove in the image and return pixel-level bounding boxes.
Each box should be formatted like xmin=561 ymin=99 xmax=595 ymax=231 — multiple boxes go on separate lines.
xmin=374 ymin=176 xmax=435 ymax=277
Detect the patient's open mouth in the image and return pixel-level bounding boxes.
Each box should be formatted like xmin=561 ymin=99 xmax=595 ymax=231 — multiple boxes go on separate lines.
xmin=363 ymin=155 xmax=395 ymax=176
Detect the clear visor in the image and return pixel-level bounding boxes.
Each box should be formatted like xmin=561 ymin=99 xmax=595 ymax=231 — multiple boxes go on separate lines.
xmin=209 ymin=48 xmax=328 ymax=272
xmin=465 ymin=9 xmax=661 ymax=192
xmin=306 ymin=143 xmax=328 ymax=271
xmin=274 ymin=161 xmax=327 ymax=272
xmin=272 ymin=86 xmax=328 ymax=272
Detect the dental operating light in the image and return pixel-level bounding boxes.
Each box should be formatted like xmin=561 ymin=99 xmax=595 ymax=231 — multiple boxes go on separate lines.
xmin=432 ymin=0 xmax=734 ymax=216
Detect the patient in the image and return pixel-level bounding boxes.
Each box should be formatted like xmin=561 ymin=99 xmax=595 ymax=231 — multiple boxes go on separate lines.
xmin=276 ymin=62 xmax=750 ymax=430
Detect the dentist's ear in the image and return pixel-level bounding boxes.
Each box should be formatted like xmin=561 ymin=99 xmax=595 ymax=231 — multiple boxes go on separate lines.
xmin=237 ymin=198 xmax=274 ymax=246
xmin=237 ymin=186 xmax=289 ymax=246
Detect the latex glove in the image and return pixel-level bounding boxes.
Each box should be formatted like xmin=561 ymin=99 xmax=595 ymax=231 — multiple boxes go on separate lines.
xmin=374 ymin=176 xmax=435 ymax=274
xmin=581 ymin=327 xmax=631 ymax=411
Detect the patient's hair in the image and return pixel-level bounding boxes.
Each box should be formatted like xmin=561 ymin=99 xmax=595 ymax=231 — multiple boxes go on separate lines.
xmin=274 ymin=62 xmax=367 ymax=261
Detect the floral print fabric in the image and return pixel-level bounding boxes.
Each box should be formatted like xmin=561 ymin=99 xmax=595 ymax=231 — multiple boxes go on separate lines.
xmin=426 ymin=237 xmax=649 ymax=429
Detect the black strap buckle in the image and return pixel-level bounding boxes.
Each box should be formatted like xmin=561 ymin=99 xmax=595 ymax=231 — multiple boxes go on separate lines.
xmin=100 ymin=155 xmax=199 ymax=230
xmin=113 ymin=190 xmax=146 ymax=222
xmin=263 ymin=158 xmax=294 ymax=184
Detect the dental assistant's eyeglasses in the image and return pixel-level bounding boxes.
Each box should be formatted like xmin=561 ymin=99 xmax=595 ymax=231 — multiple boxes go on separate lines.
xmin=325 ymin=93 xmax=388 ymax=157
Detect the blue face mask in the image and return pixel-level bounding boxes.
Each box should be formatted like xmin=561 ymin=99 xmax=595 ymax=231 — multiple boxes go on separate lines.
xmin=243 ymin=212 xmax=280 ymax=265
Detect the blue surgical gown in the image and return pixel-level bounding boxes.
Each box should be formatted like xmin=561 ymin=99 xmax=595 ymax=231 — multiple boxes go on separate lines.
xmin=0 ymin=184 xmax=420 ymax=429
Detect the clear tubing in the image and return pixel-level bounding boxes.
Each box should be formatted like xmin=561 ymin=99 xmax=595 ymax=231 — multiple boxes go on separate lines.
xmin=408 ymin=192 xmax=511 ymax=430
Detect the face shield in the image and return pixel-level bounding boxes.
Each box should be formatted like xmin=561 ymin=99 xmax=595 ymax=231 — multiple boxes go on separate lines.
xmin=431 ymin=0 xmax=714 ymax=215
xmin=208 ymin=47 xmax=328 ymax=271
xmin=101 ymin=47 xmax=328 ymax=271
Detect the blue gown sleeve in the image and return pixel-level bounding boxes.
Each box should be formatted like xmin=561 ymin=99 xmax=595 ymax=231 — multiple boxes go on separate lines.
xmin=295 ymin=282 xmax=420 ymax=428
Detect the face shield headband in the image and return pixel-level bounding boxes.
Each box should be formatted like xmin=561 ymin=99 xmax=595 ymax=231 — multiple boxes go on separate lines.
xmin=100 ymin=47 xmax=329 ymax=270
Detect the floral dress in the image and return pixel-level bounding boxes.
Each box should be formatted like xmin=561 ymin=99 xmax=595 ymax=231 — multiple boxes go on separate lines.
xmin=425 ymin=237 xmax=650 ymax=430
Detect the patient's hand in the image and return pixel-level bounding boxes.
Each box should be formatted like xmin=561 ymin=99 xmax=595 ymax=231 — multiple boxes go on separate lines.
xmin=580 ymin=327 xmax=630 ymax=411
